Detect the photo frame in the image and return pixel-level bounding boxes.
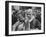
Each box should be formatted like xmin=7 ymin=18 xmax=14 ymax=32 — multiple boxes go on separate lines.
xmin=5 ymin=1 xmax=45 ymax=36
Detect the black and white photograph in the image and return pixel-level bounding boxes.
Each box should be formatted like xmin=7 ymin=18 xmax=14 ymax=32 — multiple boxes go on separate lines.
xmin=5 ymin=1 xmax=45 ymax=36
xmin=12 ymin=6 xmax=41 ymax=31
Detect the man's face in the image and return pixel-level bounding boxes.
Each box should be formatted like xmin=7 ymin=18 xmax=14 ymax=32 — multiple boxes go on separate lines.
xmin=25 ymin=12 xmax=32 ymax=21
xmin=25 ymin=9 xmax=33 ymax=20
xmin=27 ymin=13 xmax=31 ymax=20
xmin=18 ymin=13 xmax=25 ymax=21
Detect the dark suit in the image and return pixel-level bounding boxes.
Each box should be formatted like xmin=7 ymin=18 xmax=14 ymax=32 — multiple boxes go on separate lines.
xmin=30 ymin=19 xmax=41 ymax=30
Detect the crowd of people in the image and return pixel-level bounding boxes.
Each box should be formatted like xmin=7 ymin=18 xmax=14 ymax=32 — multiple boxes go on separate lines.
xmin=12 ymin=6 xmax=41 ymax=31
